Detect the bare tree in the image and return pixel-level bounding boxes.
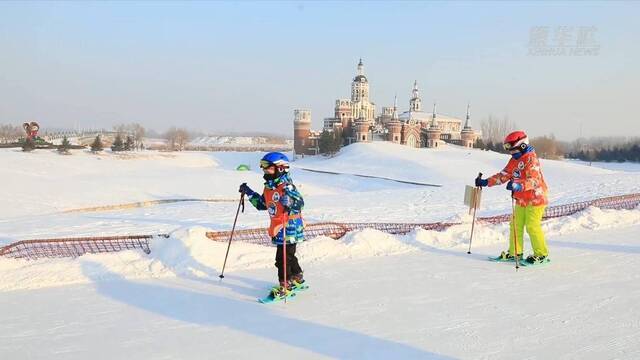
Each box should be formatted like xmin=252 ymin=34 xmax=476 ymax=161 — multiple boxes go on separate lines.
xmin=480 ymin=115 xmax=518 ymax=144
xmin=113 ymin=124 xmax=128 ymax=136
xmin=131 ymin=123 xmax=145 ymax=149
xmin=531 ymin=134 xmax=564 ymax=159
xmin=0 ymin=124 xmax=23 ymax=143
xmin=174 ymin=128 xmax=190 ymax=151
xmin=164 ymin=127 xmax=190 ymax=151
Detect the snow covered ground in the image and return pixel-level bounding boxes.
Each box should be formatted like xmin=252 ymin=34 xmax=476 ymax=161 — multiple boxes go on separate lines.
xmin=189 ymin=136 xmax=292 ymax=148
xmin=1 ymin=143 xmax=640 ymax=359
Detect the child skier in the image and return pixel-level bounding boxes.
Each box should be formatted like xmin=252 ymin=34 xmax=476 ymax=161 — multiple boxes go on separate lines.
xmin=475 ymin=130 xmax=550 ymax=264
xmin=239 ymin=152 xmax=306 ymax=300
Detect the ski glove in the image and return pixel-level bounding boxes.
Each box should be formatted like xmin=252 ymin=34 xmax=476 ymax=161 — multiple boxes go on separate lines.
xmin=475 ymin=178 xmax=489 ymax=187
xmin=239 ymin=183 xmax=255 ymax=196
xmin=506 ymin=180 xmax=523 ymax=192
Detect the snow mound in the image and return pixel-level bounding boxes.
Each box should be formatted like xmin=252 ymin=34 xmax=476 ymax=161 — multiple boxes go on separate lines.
xmin=2 ymin=204 xmax=640 ymax=292
xmin=295 ymin=142 xmax=615 ymax=185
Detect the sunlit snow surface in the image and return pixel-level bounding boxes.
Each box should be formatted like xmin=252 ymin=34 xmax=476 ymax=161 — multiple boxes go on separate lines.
xmin=1 ymin=143 xmax=639 ymax=359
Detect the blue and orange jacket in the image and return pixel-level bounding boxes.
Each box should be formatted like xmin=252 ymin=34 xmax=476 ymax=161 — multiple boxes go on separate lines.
xmin=247 ymin=173 xmax=305 ymax=245
xmin=487 ymin=145 xmax=549 ymax=207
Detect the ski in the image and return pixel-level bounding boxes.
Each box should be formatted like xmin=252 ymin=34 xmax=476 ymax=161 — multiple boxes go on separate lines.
xmin=487 ymin=255 xmax=522 ymax=262
xmin=291 ymin=282 xmax=309 ymax=292
xmin=258 ymin=291 xmax=296 ymax=304
xmin=519 ymin=258 xmax=551 ymax=267
xmin=257 ymin=282 xmax=309 ymax=304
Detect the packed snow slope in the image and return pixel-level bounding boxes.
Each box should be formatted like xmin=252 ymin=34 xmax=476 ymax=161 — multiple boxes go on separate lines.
xmin=2 ymin=143 xmax=638 ymax=241
xmin=1 ymin=143 xmax=640 ymax=359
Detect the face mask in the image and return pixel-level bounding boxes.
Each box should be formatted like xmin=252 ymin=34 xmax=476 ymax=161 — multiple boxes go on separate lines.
xmin=263 ymin=172 xmax=279 ymax=181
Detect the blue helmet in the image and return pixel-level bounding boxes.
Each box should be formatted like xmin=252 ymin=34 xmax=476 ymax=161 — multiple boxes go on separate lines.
xmin=260 ymin=152 xmax=290 ymax=170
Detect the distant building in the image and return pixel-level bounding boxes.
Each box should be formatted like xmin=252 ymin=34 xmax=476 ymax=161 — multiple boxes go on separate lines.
xmin=293 ymin=109 xmax=320 ymax=156
xmin=294 ymin=59 xmax=478 ymax=156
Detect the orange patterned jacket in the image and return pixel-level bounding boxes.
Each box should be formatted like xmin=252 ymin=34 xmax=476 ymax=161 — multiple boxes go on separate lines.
xmin=487 ymin=148 xmax=548 ymax=206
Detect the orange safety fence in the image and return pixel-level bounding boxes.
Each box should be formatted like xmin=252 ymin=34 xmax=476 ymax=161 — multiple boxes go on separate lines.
xmin=2 ymin=193 xmax=639 ymax=259
xmin=0 ymin=234 xmax=169 ymax=260
xmin=205 ymin=193 xmax=640 ymax=246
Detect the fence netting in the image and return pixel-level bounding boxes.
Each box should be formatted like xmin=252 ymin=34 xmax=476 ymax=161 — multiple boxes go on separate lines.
xmin=0 ymin=235 xmax=168 ymax=260
xmin=2 ymin=193 xmax=639 ymax=259
xmin=205 ymin=193 xmax=640 ymax=246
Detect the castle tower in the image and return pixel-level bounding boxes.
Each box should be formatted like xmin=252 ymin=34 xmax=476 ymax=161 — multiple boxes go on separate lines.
xmin=334 ymin=99 xmax=353 ymax=130
xmin=354 ymin=105 xmax=371 ymax=143
xmin=351 ymin=59 xmax=369 ymax=103
xmin=426 ymin=103 xmax=442 ymax=148
xmin=409 ymin=80 xmax=422 ymax=112
xmin=460 ymin=103 xmax=476 ymax=148
xmin=350 ymin=59 xmax=375 ymax=121
xmin=293 ymin=109 xmax=312 ymax=155
xmin=386 ymin=95 xmax=402 ymax=143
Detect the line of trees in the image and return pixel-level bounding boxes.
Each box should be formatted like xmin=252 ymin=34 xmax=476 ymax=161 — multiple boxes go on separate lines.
xmin=473 ymin=138 xmax=509 ymax=154
xmin=0 ymin=124 xmax=23 ymax=143
xmin=474 ymin=115 xmax=518 ymax=154
xmin=567 ymin=142 xmax=640 ymax=163
xmin=113 ymin=123 xmax=146 ymax=150
xmin=530 ymin=135 xmax=564 ymax=160
xmin=479 ymin=115 xmax=518 ymax=145
xmin=111 ymin=134 xmax=135 ymax=152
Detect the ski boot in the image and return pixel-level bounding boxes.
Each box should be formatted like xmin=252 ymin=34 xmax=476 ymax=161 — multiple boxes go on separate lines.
xmin=525 ymin=255 xmax=548 ymax=265
xmin=259 ymin=282 xmax=294 ymax=303
xmin=489 ymin=250 xmax=523 ymax=262
xmin=289 ymin=272 xmax=308 ymax=291
xmin=269 ymin=281 xmax=293 ymax=300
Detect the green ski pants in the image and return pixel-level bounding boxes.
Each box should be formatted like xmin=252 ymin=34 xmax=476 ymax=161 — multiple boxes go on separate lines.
xmin=509 ymin=204 xmax=549 ymax=257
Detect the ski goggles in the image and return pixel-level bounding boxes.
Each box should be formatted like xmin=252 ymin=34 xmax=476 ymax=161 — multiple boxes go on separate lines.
xmin=260 ymin=160 xmax=275 ymax=169
xmin=504 ymin=142 xmax=527 ymax=151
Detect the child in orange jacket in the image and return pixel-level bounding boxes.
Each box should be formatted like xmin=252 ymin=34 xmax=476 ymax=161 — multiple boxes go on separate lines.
xmin=476 ymin=131 xmax=550 ymax=264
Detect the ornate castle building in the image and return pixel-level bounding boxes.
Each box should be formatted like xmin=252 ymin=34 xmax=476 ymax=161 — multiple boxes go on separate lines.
xmin=294 ymin=59 xmax=478 ymax=156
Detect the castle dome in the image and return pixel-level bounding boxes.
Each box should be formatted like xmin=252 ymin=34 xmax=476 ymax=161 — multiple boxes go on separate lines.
xmin=353 ymin=75 xmax=368 ymax=83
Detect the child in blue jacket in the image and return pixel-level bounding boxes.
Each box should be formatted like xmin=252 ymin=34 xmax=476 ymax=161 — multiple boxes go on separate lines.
xmin=239 ymin=152 xmax=305 ymax=299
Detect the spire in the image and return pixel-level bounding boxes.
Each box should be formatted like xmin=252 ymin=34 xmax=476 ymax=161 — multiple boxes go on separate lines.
xmin=392 ymin=94 xmax=398 ymax=120
xmin=464 ymin=103 xmax=471 ymax=128
xmin=357 ymin=58 xmax=364 ymax=76
xmin=411 ymin=80 xmax=420 ymax=100
xmin=410 ymin=80 xmax=422 ymax=112
xmin=431 ymin=103 xmax=438 ymax=127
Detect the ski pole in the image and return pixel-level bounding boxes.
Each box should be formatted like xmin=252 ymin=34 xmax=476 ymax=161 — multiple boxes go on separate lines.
xmin=281 ymin=212 xmax=288 ymax=303
xmin=467 ymin=172 xmax=482 ymax=254
xmin=219 ymin=192 xmax=245 ymax=279
xmin=511 ymin=196 xmax=520 ymax=270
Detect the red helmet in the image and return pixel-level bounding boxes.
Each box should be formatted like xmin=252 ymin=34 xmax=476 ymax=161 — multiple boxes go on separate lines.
xmin=503 ymin=131 xmax=529 ymax=151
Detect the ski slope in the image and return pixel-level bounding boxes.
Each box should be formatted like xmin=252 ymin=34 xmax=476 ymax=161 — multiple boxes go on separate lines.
xmin=1 ymin=143 xmax=640 ymax=359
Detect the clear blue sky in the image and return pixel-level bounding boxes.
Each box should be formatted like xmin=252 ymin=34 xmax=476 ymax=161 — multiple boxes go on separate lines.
xmin=0 ymin=1 xmax=638 ymax=139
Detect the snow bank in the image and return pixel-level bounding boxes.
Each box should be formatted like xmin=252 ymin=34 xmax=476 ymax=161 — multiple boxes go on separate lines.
xmin=2 ymin=205 xmax=639 ymax=291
